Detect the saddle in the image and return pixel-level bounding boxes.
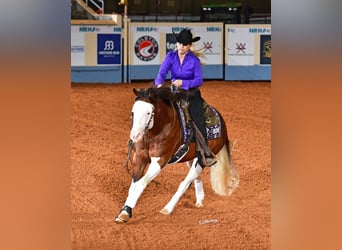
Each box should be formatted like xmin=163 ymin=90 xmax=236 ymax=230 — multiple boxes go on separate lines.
xmin=168 ymin=99 xmax=222 ymax=165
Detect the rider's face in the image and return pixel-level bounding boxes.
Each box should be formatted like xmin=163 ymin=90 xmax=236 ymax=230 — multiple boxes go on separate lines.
xmin=177 ymin=42 xmax=191 ymax=55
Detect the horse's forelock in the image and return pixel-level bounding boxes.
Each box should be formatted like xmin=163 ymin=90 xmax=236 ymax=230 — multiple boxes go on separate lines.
xmin=134 ymin=88 xmax=150 ymax=101
xmin=133 ymin=87 xmax=166 ymax=101
xmin=152 ymin=87 xmax=178 ymax=106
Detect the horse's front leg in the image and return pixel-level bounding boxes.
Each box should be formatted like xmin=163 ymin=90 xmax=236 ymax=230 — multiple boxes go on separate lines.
xmin=115 ymin=157 xmax=161 ymax=223
xmin=160 ymin=159 xmax=203 ymax=215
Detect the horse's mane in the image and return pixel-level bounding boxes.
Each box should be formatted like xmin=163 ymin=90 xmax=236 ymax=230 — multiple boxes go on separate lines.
xmin=134 ymin=86 xmax=189 ymax=106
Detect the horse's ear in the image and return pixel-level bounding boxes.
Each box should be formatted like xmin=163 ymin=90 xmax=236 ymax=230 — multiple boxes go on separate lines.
xmin=147 ymin=88 xmax=156 ymax=98
xmin=133 ymin=88 xmax=139 ymax=96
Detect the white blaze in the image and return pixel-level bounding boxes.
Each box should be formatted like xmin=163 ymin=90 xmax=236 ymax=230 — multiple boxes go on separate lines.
xmin=130 ymin=100 xmax=154 ymax=142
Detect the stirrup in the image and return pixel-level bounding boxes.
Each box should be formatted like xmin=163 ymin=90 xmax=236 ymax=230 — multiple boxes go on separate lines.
xmin=168 ymin=144 xmax=189 ymax=164
xmin=203 ymin=156 xmax=217 ymax=166
xmin=200 ymin=151 xmax=217 ymax=167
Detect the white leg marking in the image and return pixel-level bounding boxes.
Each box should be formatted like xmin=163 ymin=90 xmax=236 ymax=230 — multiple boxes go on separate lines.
xmin=194 ymin=178 xmax=205 ymax=207
xmin=124 ymin=157 xmax=161 ymax=208
xmin=187 ymin=160 xmax=204 ymax=207
xmin=162 ymin=159 xmax=202 ymax=214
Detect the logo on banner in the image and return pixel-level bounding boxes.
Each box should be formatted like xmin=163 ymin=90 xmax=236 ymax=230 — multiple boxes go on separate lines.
xmin=263 ymin=40 xmax=271 ymax=58
xmin=166 ymin=33 xmax=177 ymax=53
xmin=235 ymin=43 xmax=246 ymax=54
xmin=104 ymin=40 xmax=114 ymax=50
xmin=200 ymin=42 xmax=214 ymax=53
xmin=228 ymin=41 xmax=253 ymax=58
xmin=260 ymin=35 xmax=271 ymax=64
xmin=71 ymin=46 xmax=84 ymax=52
xmin=97 ymin=34 xmax=121 ymax=65
xmin=134 ymin=36 xmax=159 ymax=61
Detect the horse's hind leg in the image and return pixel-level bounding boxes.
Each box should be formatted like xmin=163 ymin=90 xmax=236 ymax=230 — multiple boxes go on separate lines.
xmin=194 ymin=178 xmax=204 ymax=207
xmin=185 ymin=161 xmax=204 ymax=207
xmin=160 ymin=159 xmax=202 ymax=215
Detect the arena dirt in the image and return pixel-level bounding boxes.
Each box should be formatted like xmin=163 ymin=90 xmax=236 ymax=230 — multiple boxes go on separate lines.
xmin=71 ymin=81 xmax=271 ymax=249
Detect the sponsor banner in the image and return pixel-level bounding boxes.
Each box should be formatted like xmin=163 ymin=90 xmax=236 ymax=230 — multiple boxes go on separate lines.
xmin=260 ymin=35 xmax=271 ymax=65
xmin=227 ymin=33 xmax=255 ymax=66
xmin=97 ymin=34 xmax=121 ymax=65
xmin=133 ymin=34 xmax=160 ymax=65
xmin=71 ymin=32 xmax=85 ymax=66
xmin=71 ymin=25 xmax=121 ymax=66
xmin=226 ymin=24 xmax=271 ymax=66
xmin=130 ymin=23 xmax=224 ymax=65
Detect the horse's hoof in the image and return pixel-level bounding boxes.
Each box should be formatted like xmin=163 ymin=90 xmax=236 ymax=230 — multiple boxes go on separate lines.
xmin=115 ymin=211 xmax=130 ymax=223
xmin=195 ymin=201 xmax=203 ymax=207
xmin=160 ymin=208 xmax=170 ymax=215
xmin=228 ymin=177 xmax=240 ymax=196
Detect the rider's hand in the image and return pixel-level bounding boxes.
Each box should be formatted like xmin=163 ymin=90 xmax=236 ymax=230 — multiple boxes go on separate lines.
xmin=171 ymin=79 xmax=182 ymax=88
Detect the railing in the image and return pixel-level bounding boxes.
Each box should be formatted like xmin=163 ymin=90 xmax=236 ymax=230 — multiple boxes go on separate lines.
xmin=85 ymin=0 xmax=104 ymax=13
xmin=248 ymin=14 xmax=271 ymax=24
xmin=129 ymin=14 xmax=201 ymax=22
xmin=128 ymin=13 xmax=271 ymax=24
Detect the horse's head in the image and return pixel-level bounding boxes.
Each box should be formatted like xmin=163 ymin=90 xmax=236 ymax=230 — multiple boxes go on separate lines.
xmin=130 ymin=87 xmax=188 ymax=142
xmin=129 ymin=88 xmax=156 ymax=143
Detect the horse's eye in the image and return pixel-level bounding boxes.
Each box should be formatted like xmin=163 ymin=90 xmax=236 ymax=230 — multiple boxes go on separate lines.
xmin=147 ymin=112 xmax=150 ymax=115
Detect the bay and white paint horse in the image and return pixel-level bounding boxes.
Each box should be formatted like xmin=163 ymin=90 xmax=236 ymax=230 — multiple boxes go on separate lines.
xmin=115 ymin=87 xmax=239 ymax=223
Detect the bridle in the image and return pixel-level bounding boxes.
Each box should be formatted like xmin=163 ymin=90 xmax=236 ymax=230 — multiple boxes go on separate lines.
xmin=125 ymin=138 xmax=134 ymax=178
xmin=144 ymin=106 xmax=155 ymax=132
xmin=125 ymin=100 xmax=155 ymax=177
xmin=124 ymin=88 xmax=178 ymax=178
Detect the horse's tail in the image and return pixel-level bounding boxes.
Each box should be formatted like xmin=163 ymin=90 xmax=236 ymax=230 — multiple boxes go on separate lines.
xmin=210 ymin=140 xmax=240 ymax=196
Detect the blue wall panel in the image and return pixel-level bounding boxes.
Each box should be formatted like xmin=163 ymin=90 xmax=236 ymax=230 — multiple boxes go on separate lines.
xmin=71 ymin=66 xmax=122 ymax=83
xmin=202 ymin=64 xmax=223 ymax=79
xmin=129 ymin=65 xmax=161 ymax=82
xmin=225 ymin=65 xmax=271 ymax=81
xmin=128 ymin=64 xmax=223 ymax=82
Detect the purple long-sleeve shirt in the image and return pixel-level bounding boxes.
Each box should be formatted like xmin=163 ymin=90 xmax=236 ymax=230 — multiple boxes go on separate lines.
xmin=154 ymin=50 xmax=203 ymax=90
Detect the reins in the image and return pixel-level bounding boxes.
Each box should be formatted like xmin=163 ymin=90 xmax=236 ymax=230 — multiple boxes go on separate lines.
xmin=145 ymin=107 xmax=155 ymax=131
xmin=123 ymin=86 xmax=179 ymax=180
xmin=124 ymin=138 xmax=160 ymax=185
xmin=125 ymin=139 xmax=134 ymax=178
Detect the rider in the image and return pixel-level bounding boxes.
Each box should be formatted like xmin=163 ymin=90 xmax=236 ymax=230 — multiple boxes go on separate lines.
xmin=154 ymin=28 xmax=216 ymax=167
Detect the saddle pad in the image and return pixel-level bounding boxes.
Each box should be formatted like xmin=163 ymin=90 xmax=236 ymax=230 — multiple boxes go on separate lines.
xmin=177 ymin=102 xmax=222 ymax=142
xmin=204 ymin=104 xmax=222 ymax=140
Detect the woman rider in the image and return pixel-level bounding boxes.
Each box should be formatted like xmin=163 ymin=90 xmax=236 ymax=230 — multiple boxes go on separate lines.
xmin=154 ymin=28 xmax=216 ymax=167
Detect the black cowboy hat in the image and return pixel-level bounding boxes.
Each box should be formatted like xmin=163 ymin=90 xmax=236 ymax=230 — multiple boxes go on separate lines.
xmin=174 ymin=29 xmax=200 ymax=45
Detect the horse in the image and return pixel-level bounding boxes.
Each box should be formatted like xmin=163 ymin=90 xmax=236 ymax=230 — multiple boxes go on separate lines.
xmin=115 ymin=85 xmax=239 ymax=223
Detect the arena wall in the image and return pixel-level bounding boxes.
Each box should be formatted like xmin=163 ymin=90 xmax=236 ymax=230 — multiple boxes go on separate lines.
xmin=71 ymin=21 xmax=271 ymax=83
